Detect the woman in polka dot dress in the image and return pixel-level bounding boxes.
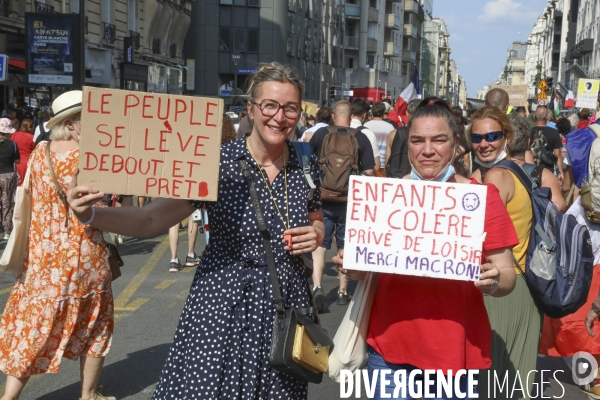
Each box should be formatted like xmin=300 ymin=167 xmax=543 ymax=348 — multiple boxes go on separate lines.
xmin=67 ymin=62 xmax=325 ymax=399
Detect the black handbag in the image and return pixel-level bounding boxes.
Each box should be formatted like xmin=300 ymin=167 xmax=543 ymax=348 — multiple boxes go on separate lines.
xmin=239 ymin=159 xmax=333 ymax=384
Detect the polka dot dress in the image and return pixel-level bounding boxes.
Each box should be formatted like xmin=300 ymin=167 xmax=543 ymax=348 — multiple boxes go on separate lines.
xmin=152 ymin=137 xmax=322 ymax=400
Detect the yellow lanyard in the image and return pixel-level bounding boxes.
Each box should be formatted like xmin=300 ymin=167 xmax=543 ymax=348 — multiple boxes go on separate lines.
xmin=246 ymin=138 xmax=290 ymax=232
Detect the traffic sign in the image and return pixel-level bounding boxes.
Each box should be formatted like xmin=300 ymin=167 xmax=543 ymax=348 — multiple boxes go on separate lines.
xmin=238 ymin=68 xmax=257 ymax=74
xmin=538 ymin=99 xmax=547 ymax=106
xmin=232 ymin=52 xmax=241 ymax=66
xmin=537 ymin=80 xmax=548 ymax=91
xmin=537 ymin=91 xmax=548 ymax=100
xmin=0 ymin=55 xmax=8 ymax=82
xmin=343 ymin=90 xmax=354 ymax=96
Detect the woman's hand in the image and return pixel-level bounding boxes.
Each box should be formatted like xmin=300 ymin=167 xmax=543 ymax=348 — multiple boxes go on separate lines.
xmin=67 ymin=168 xmax=104 ymax=222
xmin=475 ymin=262 xmax=500 ymax=295
xmin=283 ymin=225 xmax=322 ymax=255
xmin=586 ymin=307 xmax=598 ymax=337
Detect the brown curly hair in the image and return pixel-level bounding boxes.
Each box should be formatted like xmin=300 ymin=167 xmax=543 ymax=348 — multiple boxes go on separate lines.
xmin=221 ymin=114 xmax=237 ymax=144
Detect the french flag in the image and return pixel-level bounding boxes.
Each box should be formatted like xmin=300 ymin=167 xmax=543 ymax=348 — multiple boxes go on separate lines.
xmin=564 ymin=85 xmax=575 ymax=108
xmin=395 ymin=67 xmax=421 ymax=125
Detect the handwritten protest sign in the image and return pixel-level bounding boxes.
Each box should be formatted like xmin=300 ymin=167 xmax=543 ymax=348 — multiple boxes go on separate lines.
xmin=491 ymin=85 xmax=528 ymax=107
xmin=343 ymin=176 xmax=488 ymax=282
xmin=78 ymin=86 xmax=223 ymax=201
xmin=576 ymin=79 xmax=600 ymax=109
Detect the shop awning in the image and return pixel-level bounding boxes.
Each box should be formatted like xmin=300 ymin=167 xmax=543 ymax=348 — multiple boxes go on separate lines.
xmin=8 ymin=59 xmax=25 ymax=69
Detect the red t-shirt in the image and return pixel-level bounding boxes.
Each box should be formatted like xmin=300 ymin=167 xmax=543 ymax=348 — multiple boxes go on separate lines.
xmin=366 ymin=182 xmax=519 ymax=372
xmin=577 ymin=120 xmax=590 ymax=130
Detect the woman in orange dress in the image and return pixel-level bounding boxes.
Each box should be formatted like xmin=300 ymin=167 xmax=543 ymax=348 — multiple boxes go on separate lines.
xmin=10 ymin=118 xmax=35 ymax=186
xmin=0 ymin=91 xmax=115 ymax=400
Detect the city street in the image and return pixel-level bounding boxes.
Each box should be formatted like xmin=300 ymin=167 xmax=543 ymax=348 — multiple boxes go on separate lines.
xmin=0 ymin=229 xmax=591 ymax=400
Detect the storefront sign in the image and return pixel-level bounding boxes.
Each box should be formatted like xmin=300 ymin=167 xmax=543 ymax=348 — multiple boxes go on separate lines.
xmin=343 ymin=176 xmax=488 ymax=282
xmin=79 ymin=86 xmax=224 ymax=200
xmin=25 ymin=13 xmax=80 ymax=86
xmin=85 ymin=47 xmax=111 ymax=85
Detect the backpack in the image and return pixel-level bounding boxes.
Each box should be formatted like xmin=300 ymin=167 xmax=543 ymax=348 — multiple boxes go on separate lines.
xmin=574 ymin=124 xmax=600 ymax=223
xmin=385 ymin=127 xmax=410 ymax=178
xmin=496 ymin=160 xmax=593 ymax=318
xmin=530 ymin=128 xmax=557 ymax=168
xmin=318 ymin=126 xmax=360 ymax=202
xmin=34 ymin=122 xmax=51 ymax=147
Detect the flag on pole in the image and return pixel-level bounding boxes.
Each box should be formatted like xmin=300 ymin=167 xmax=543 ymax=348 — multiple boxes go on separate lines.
xmin=395 ymin=67 xmax=421 ymax=125
xmin=564 ymin=85 xmax=575 ymax=108
xmin=552 ymin=87 xmax=560 ymax=118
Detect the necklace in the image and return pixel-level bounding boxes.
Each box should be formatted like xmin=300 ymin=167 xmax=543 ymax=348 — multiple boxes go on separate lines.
xmin=246 ymin=137 xmax=284 ymax=167
xmin=246 ymin=137 xmax=290 ymax=232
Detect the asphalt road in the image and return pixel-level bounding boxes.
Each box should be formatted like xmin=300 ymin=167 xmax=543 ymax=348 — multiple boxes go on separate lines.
xmin=0 ymin=231 xmax=591 ymax=400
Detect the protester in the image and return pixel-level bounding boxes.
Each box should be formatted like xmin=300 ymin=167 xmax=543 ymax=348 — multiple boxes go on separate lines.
xmin=67 ymin=62 xmax=324 ymax=399
xmin=306 ymin=114 xmax=315 ymax=128
xmin=308 ymin=101 xmax=375 ymax=308
xmin=451 ymin=106 xmax=472 ymax=173
xmin=0 ymin=118 xmax=18 ymax=241
xmin=555 ymin=117 xmax=576 ymax=200
xmin=235 ymin=109 xmax=253 ymax=139
xmin=11 ymin=118 xmax=35 ymax=186
xmin=568 ymin=112 xmax=580 ymax=130
xmin=364 ymin=101 xmax=395 ymax=175
xmin=220 ymin=113 xmax=237 ymax=144
xmin=334 ymin=98 xmax=518 ymax=400
xmin=350 ymin=98 xmax=380 ymax=172
xmin=300 ymin=106 xmax=332 ymax=142
xmin=382 ymin=101 xmax=399 ymax=129
xmin=385 ymin=99 xmax=420 ymax=178
xmin=578 ymin=108 xmax=592 ymax=129
xmin=484 ymin=88 xmax=510 ymax=113
xmin=0 ymin=91 xmax=116 ymax=400
xmin=530 ymin=107 xmax=564 ymax=183
xmin=10 ymin=119 xmax=19 ymax=131
xmin=515 ymin=106 xmax=527 ymax=117
xmin=469 ymin=106 xmax=543 ymax=399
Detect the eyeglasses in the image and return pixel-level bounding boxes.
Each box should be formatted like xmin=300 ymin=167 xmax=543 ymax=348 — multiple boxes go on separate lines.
xmin=470 ymin=131 xmax=506 ymax=144
xmin=251 ymin=99 xmax=302 ymax=118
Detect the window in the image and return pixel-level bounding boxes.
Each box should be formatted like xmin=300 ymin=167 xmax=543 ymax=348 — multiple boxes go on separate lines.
xmin=233 ymin=28 xmax=246 ymax=51
xmin=248 ymin=29 xmax=259 ymax=52
xmin=234 ymin=0 xmax=245 ymax=5
xmin=248 ymin=0 xmax=260 ymax=5
xmin=233 ymin=7 xmax=246 ymax=27
xmin=219 ymin=28 xmax=231 ymax=51
xmin=368 ymin=22 xmax=377 ymax=39
xmin=248 ymin=8 xmax=259 ymax=28
xmin=220 ymin=6 xmax=232 ymax=26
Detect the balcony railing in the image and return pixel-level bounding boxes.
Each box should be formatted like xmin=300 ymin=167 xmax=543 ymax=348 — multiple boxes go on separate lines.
xmin=344 ymin=35 xmax=359 ymax=50
xmin=103 ymin=22 xmax=116 ymax=44
xmin=367 ymin=37 xmax=377 ymax=53
xmin=384 ymin=42 xmax=400 ymax=57
xmin=404 ymin=24 xmax=418 ymax=38
xmin=403 ymin=50 xmax=417 ymax=62
xmin=345 ymin=3 xmax=360 ymax=19
xmin=405 ymin=0 xmax=424 ymax=21
xmin=368 ymin=7 xmax=378 ymax=22
xmin=130 ymin=30 xmax=141 ymax=50
xmin=0 ymin=0 xmax=10 ymax=17
xmin=385 ymin=13 xmax=401 ymax=30
xmin=35 ymin=1 xmax=54 ymax=13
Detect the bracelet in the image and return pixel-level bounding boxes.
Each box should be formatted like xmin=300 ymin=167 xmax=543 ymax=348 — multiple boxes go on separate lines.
xmin=483 ymin=276 xmax=500 ymax=296
xmin=80 ymin=206 xmax=96 ymax=225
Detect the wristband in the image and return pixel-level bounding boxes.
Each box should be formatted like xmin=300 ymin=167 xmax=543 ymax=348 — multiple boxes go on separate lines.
xmin=81 ymin=206 xmax=96 ymax=225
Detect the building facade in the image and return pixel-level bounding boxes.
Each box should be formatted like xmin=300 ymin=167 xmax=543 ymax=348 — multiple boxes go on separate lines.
xmin=498 ymin=42 xmax=527 ymax=86
xmin=0 ymin=0 xmax=191 ymax=108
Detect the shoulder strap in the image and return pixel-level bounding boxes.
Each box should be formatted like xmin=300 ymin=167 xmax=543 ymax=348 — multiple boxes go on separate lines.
xmin=291 ymin=142 xmax=317 ymax=191
xmin=239 ymin=159 xmax=285 ymax=314
xmin=45 ymin=142 xmax=69 ymax=227
xmin=589 ymin=123 xmax=600 ymax=138
xmin=495 ymin=159 xmax=533 ymax=194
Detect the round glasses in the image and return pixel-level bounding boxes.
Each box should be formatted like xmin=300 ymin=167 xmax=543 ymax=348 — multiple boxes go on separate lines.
xmin=470 ymin=131 xmax=506 ymax=144
xmin=252 ymin=99 xmax=302 ymax=118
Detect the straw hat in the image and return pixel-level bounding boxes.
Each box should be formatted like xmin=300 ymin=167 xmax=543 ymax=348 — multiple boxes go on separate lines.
xmin=0 ymin=118 xmax=15 ymax=135
xmin=47 ymin=90 xmax=82 ymax=129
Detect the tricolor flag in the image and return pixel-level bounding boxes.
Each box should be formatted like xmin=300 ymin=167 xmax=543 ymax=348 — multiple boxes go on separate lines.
xmin=564 ymin=85 xmax=575 ymax=108
xmin=552 ymin=87 xmax=560 ymax=118
xmin=395 ymin=67 xmax=421 ymax=125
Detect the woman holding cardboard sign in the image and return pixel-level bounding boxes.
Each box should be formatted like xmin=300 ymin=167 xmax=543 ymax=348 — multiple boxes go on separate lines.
xmin=335 ymin=98 xmax=518 ymax=399
xmin=66 ymin=63 xmax=324 ymax=399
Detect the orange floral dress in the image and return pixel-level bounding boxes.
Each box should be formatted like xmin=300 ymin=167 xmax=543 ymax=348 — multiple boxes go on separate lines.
xmin=0 ymin=142 xmax=113 ymax=378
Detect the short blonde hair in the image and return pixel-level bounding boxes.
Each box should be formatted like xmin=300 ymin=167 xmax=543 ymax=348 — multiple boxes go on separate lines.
xmin=50 ymin=114 xmax=81 ymax=141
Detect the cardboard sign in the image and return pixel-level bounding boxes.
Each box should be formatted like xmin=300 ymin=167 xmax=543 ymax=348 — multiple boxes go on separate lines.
xmin=343 ymin=176 xmax=488 ymax=282
xmin=78 ymin=86 xmax=223 ymax=201
xmin=576 ymin=79 xmax=600 ymax=109
xmin=490 ymin=85 xmax=528 ymax=107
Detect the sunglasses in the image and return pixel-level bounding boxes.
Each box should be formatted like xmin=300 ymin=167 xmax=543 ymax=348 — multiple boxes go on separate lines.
xmin=470 ymin=131 xmax=506 ymax=144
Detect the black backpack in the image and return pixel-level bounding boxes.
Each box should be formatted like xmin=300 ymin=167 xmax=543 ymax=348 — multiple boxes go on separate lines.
xmin=34 ymin=122 xmax=51 ymax=147
xmin=385 ymin=127 xmax=410 ymax=178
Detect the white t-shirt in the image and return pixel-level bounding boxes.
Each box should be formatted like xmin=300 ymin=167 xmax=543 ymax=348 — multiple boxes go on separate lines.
xmin=364 ymin=119 xmax=395 ymax=168
xmin=350 ymin=119 xmax=379 ymax=162
xmin=300 ymin=122 xmax=328 ymax=142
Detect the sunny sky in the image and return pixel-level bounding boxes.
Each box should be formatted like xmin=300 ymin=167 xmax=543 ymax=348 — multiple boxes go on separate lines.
xmin=433 ymin=0 xmax=548 ymax=97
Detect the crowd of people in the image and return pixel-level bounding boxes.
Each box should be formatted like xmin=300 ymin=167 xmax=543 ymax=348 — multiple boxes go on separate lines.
xmin=0 ymin=62 xmax=599 ymax=400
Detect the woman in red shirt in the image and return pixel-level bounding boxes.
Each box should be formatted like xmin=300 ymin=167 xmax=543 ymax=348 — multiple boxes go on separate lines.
xmin=335 ymin=99 xmax=519 ymax=399
xmin=577 ymin=108 xmax=591 ymax=130
xmin=11 ymin=118 xmax=35 ymax=186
